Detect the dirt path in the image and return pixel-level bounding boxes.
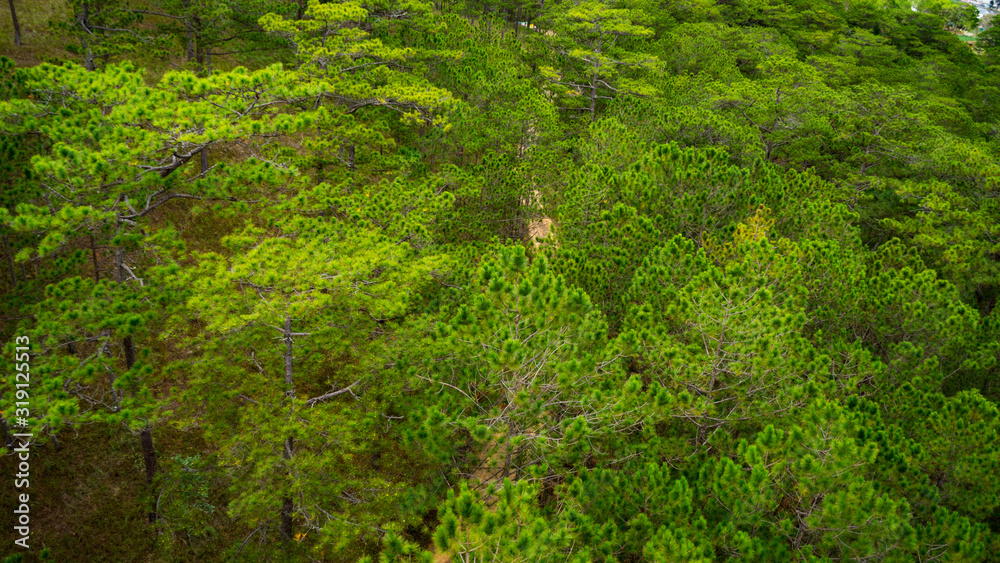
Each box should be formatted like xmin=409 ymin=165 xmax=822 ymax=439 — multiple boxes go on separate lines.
xmin=527 ymin=189 xmax=553 ymax=246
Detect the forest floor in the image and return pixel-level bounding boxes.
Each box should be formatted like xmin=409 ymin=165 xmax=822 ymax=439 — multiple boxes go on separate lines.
xmin=0 ymin=0 xmax=74 ymax=66
xmin=528 ymin=189 xmax=554 ymax=246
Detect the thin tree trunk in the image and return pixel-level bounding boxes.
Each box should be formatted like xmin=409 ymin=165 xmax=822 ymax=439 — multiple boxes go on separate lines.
xmin=296 ymin=0 xmax=307 ymax=20
xmin=200 ymin=147 xmax=208 ymax=173
xmin=8 ymin=0 xmax=21 ymax=46
xmin=182 ymin=0 xmax=195 ymax=60
xmin=590 ymin=34 xmax=601 ymax=121
xmin=115 ymin=245 xmax=158 ymax=518
xmin=90 ymin=234 xmax=100 ymax=282
xmin=123 ymin=335 xmax=136 ymax=374
xmin=194 ymin=16 xmax=206 ymax=76
xmin=590 ymin=71 xmax=597 ymax=119
xmin=284 ymin=318 xmax=294 ymax=392
xmin=280 ymin=437 xmax=294 ymax=540
xmin=280 ymin=317 xmax=295 ymax=540
xmin=105 ymin=248 xmax=125 ymax=412
xmin=80 ymin=4 xmax=96 ymax=71
xmin=139 ymin=428 xmax=157 ymax=485
xmin=104 ymin=340 xmax=121 ymax=409
xmin=2 ymin=234 xmax=17 ymax=288
xmin=82 ymin=38 xmax=96 ymax=71
xmin=0 ymin=416 xmax=14 ymax=450
xmin=502 ymin=418 xmax=516 ymax=481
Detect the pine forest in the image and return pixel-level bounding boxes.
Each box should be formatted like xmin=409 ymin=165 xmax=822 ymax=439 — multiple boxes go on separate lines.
xmin=2 ymin=0 xmax=1000 ymax=560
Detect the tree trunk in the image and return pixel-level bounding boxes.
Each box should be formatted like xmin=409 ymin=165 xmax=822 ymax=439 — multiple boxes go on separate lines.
xmin=140 ymin=428 xmax=157 ymax=485
xmin=0 ymin=416 xmax=14 ymax=450
xmin=200 ymin=147 xmax=209 ymax=173
xmin=280 ymin=436 xmax=294 ymax=540
xmin=590 ymin=33 xmax=601 ymax=121
xmin=90 ymin=234 xmax=100 ymax=282
xmin=2 ymin=234 xmax=17 ymax=288
xmin=115 ymin=245 xmax=158 ymax=519
xmin=80 ymin=4 xmax=96 ymax=71
xmin=280 ymin=317 xmax=295 ymax=540
xmin=296 ymin=0 xmax=307 ymax=20
xmin=182 ymin=0 xmax=195 ymax=60
xmin=8 ymin=0 xmax=21 ymax=46
xmin=104 ymin=346 xmax=121 ymax=408
xmin=502 ymin=418 xmax=516 ymax=481
xmin=283 ymin=318 xmax=294 ymax=391
xmin=194 ymin=15 xmax=206 ymax=76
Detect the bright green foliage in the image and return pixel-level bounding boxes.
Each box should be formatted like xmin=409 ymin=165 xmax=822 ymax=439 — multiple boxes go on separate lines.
xmin=436 ymin=153 xmax=541 ymax=243
xmin=860 ymin=240 xmax=981 ymax=388
xmin=3 ymin=0 xmax=1000 ymax=558
xmin=1 ymin=61 xmax=314 ymax=262
xmin=13 ymin=275 xmax=160 ymax=431
xmin=536 ymin=0 xmax=657 ymax=118
xmin=432 ymin=480 xmax=589 ymax=562
xmin=883 ymin=179 xmax=1000 ymax=300
xmin=410 ymin=245 xmax=624 ymax=484
xmin=882 ymin=383 xmax=1000 ymax=518
xmin=626 ymin=221 xmax=821 ymax=450
xmin=548 ymin=202 xmax=659 ymax=331
xmin=701 ymin=399 xmax=915 ymax=561
xmin=914 ymin=0 xmax=979 ymax=30
xmin=564 ymin=464 xmax=714 ymax=561
xmin=427 ymin=22 xmax=561 ymax=159
xmin=260 ymin=0 xmax=457 ymax=128
xmin=710 ymin=56 xmax=835 ymax=164
xmin=911 ymin=507 xmax=990 ymax=561
xmin=0 ymin=61 xmax=315 ymax=467
xmin=170 ymin=177 xmax=451 ymax=551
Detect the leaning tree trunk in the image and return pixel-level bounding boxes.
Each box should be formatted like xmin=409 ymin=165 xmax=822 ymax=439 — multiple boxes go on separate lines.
xmin=8 ymin=0 xmax=21 ymax=46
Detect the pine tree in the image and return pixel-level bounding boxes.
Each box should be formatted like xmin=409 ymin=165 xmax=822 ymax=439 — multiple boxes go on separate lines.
xmin=536 ymin=0 xmax=657 ymax=119
xmin=170 ymin=176 xmax=452 ymax=552
xmin=409 ymin=245 xmax=628 ymax=487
